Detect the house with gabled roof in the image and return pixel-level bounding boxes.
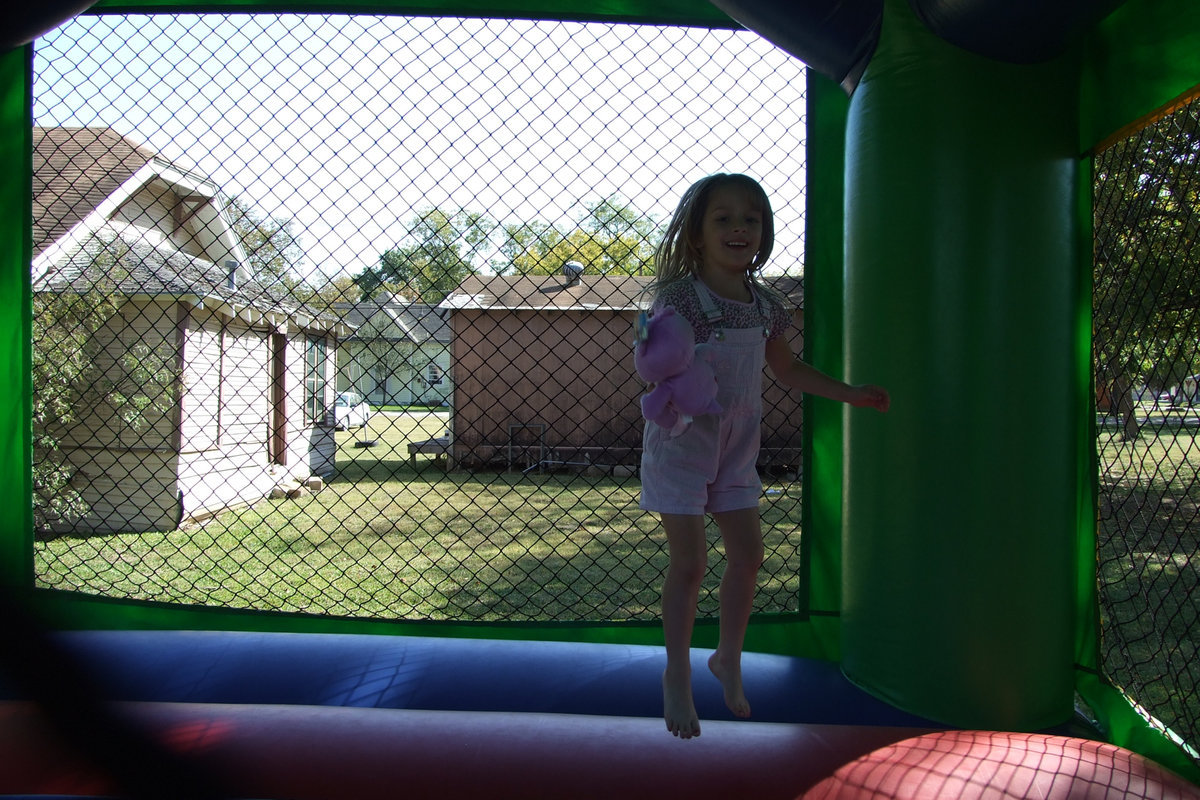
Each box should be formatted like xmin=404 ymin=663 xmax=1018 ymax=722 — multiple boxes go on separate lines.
xmin=333 ymin=296 xmax=452 ymax=408
xmin=438 ymin=270 xmax=807 ymax=472
xmin=33 ymin=126 xmax=349 ymax=534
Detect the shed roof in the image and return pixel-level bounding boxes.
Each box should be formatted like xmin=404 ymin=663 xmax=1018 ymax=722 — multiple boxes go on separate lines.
xmin=440 ymin=273 xmax=804 ymax=312
xmin=440 ymin=274 xmax=652 ymax=312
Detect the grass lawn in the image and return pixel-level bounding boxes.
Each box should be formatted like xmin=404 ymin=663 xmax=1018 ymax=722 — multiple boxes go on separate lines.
xmin=34 ymin=410 xmax=805 ymax=622
xmin=1095 ymin=421 xmax=1200 ymax=752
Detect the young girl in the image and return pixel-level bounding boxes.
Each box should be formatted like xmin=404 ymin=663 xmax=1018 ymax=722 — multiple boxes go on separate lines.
xmin=640 ymin=173 xmax=890 ymax=739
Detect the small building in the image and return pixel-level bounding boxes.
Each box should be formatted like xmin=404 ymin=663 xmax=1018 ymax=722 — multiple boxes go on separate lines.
xmin=333 ymin=297 xmax=451 ymax=407
xmin=33 ymin=126 xmax=348 ymax=534
xmin=439 ymin=271 xmax=805 ymax=471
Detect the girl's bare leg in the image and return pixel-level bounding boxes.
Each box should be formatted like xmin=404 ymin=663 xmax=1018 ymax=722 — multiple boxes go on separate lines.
xmin=708 ymin=507 xmax=764 ymax=719
xmin=660 ymin=512 xmax=708 ymax=739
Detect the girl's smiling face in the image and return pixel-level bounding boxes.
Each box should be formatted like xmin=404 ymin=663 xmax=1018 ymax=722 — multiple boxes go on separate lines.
xmin=697 ymin=184 xmax=764 ymax=279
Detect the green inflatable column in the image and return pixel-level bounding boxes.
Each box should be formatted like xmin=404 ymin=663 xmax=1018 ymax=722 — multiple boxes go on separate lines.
xmin=841 ymin=1 xmax=1083 ymax=731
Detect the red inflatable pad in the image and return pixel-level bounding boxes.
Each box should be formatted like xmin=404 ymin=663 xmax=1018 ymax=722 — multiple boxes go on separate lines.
xmin=0 ymin=700 xmax=937 ymax=800
xmin=802 ymin=730 xmax=1200 ymax=799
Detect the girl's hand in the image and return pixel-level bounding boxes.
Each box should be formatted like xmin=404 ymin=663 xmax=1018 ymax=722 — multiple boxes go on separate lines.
xmin=849 ymin=384 xmax=890 ymax=412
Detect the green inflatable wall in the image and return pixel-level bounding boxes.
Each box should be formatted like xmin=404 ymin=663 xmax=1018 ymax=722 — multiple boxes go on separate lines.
xmin=840 ymin=0 xmax=1081 ymax=732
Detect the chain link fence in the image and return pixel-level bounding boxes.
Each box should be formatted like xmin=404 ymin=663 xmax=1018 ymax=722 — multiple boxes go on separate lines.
xmin=31 ymin=14 xmax=808 ymax=623
xmin=1093 ymin=94 xmax=1200 ymax=768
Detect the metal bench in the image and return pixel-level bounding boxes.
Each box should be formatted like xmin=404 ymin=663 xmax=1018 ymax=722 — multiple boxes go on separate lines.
xmin=407 ymin=436 xmax=450 ymax=465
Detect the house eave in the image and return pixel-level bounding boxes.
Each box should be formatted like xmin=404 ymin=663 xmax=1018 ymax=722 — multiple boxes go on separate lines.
xmin=103 ymin=290 xmax=354 ymax=337
xmin=33 ymin=158 xmax=249 ymax=283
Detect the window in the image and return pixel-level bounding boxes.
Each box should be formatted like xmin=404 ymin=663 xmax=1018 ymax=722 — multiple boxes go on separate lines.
xmin=304 ymin=335 xmax=327 ymax=425
xmin=426 ymin=362 xmax=443 ymax=386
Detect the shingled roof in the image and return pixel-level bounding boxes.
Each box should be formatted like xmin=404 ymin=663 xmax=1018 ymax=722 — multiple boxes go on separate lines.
xmin=440 ymin=273 xmax=803 ymax=312
xmin=33 ymin=126 xmax=158 ymax=259
xmin=41 ymin=230 xmax=285 ymax=306
xmin=440 ymin=273 xmax=652 ymax=311
xmin=32 ymin=126 xmax=349 ymax=336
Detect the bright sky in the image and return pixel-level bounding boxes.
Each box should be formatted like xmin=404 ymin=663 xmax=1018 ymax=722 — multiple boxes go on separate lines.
xmin=34 ymin=13 xmax=808 ymax=282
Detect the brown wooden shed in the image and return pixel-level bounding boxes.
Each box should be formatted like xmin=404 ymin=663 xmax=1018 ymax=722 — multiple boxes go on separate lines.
xmin=440 ymin=273 xmax=806 ymax=472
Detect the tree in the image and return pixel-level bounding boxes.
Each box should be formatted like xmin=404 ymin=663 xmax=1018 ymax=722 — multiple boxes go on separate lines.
xmin=366 ymin=337 xmax=411 ymax=402
xmin=296 ymin=274 xmax=362 ymax=309
xmin=499 ymin=195 xmax=659 ymax=276
xmin=225 ymin=195 xmax=306 ymax=288
xmin=579 ymin=195 xmax=660 ymax=275
xmin=32 ymin=236 xmax=181 ymax=533
xmin=356 ymin=199 xmax=660 ymax=297
xmin=499 ymin=219 xmax=567 ymax=275
xmin=1094 ymin=100 xmax=1200 ymax=438
xmin=355 ymin=208 xmax=489 ymax=302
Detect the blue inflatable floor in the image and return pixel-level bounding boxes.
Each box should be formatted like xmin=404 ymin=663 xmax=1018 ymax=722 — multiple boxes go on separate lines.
xmin=7 ymin=629 xmax=942 ymax=728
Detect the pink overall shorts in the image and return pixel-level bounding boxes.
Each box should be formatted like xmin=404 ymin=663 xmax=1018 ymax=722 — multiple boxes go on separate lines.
xmin=640 ymin=282 xmax=768 ymax=516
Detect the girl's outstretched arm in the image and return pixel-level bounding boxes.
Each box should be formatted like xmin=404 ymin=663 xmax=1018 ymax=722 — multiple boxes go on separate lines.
xmin=764 ymin=337 xmax=890 ymax=412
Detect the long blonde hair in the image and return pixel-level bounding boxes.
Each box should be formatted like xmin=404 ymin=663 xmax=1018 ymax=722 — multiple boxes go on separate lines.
xmin=649 ymin=173 xmax=776 ymax=300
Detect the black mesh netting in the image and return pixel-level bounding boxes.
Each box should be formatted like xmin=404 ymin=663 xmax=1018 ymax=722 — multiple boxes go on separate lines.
xmin=1093 ymin=94 xmax=1200 ymax=767
xmin=31 ymin=14 xmax=809 ymax=623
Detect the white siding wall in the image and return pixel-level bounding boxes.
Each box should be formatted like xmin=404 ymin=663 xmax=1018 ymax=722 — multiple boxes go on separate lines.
xmin=51 ymin=301 xmax=338 ymax=532
xmin=59 ymin=447 xmax=181 ymax=533
xmin=180 ymin=312 xmax=221 ymax=452
xmin=420 ymin=343 xmax=453 ymax=407
xmin=114 ymin=181 xmax=219 ymax=261
xmin=178 ymin=313 xmax=276 ymax=520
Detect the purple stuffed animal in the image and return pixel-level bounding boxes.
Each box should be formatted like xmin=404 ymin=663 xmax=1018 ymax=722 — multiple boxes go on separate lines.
xmin=633 ymin=307 xmax=722 ymax=436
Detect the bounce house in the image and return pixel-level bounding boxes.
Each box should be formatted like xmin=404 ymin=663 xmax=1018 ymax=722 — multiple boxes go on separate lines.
xmin=3 ymin=0 xmax=1200 ymax=798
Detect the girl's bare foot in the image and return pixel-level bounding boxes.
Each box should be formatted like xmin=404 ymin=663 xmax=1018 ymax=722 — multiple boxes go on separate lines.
xmin=662 ymin=668 xmax=701 ymax=738
xmin=708 ymin=651 xmax=751 ymax=718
